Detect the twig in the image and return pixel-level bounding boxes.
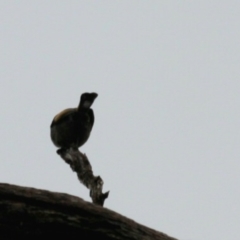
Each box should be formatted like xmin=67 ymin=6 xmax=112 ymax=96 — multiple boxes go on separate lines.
xmin=57 ymin=148 xmax=109 ymax=206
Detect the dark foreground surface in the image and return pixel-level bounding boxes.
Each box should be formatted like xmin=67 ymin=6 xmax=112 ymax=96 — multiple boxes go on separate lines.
xmin=0 ymin=183 xmax=178 ymax=239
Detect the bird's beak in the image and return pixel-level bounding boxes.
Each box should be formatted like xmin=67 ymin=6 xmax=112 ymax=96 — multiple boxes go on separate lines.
xmin=92 ymin=93 xmax=98 ymax=99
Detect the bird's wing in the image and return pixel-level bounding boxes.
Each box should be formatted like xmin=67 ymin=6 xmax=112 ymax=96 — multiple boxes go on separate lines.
xmin=51 ymin=108 xmax=77 ymax=126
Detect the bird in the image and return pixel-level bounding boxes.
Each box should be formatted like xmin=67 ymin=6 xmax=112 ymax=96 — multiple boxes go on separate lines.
xmin=50 ymin=92 xmax=98 ymax=150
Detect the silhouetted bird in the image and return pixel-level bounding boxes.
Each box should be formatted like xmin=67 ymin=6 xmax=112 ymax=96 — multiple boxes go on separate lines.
xmin=50 ymin=92 xmax=98 ymax=150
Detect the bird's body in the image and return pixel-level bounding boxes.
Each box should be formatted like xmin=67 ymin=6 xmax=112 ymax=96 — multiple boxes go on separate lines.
xmin=50 ymin=93 xmax=98 ymax=150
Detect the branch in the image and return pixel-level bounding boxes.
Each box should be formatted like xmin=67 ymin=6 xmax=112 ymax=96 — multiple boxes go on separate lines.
xmin=0 ymin=183 xmax=178 ymax=239
xmin=57 ymin=148 xmax=109 ymax=206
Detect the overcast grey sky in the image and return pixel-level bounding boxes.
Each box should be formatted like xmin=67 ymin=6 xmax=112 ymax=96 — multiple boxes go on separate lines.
xmin=0 ymin=1 xmax=239 ymax=239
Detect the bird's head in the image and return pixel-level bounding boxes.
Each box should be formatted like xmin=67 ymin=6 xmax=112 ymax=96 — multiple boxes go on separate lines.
xmin=79 ymin=92 xmax=98 ymax=109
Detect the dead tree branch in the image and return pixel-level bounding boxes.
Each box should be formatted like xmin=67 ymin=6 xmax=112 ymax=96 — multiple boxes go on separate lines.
xmin=0 ymin=183 xmax=178 ymax=239
xmin=57 ymin=148 xmax=109 ymax=206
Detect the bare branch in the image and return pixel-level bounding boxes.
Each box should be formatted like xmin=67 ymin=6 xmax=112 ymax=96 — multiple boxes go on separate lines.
xmin=57 ymin=148 xmax=109 ymax=206
xmin=0 ymin=183 xmax=178 ymax=239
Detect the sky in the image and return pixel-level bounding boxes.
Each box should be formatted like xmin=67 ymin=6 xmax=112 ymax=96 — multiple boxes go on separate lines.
xmin=0 ymin=1 xmax=239 ymax=239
